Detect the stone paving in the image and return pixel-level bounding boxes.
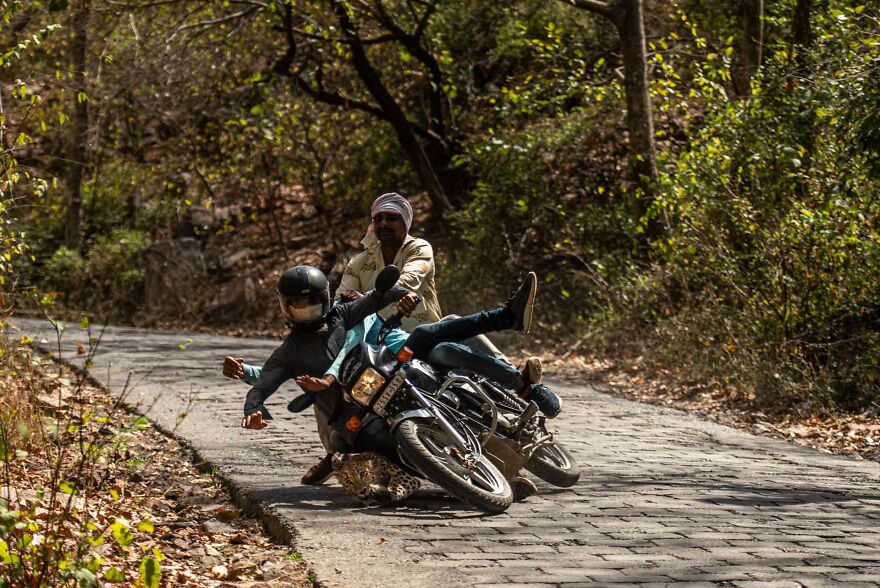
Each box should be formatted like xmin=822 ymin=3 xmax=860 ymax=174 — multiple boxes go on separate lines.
xmin=9 ymin=318 xmax=880 ymax=587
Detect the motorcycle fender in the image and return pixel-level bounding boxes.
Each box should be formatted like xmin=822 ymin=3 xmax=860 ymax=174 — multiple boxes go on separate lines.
xmin=388 ymin=408 xmax=434 ymax=434
xmin=483 ymin=435 xmax=529 ymax=480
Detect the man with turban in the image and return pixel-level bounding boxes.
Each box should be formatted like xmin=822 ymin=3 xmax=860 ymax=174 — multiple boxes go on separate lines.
xmin=336 ymin=192 xmax=442 ymax=331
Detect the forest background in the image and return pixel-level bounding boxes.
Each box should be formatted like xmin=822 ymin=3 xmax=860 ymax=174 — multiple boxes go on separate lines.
xmin=2 ymin=0 xmax=880 ymax=414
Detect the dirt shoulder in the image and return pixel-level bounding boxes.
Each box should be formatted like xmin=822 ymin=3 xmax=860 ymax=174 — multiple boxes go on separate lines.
xmin=0 ymin=341 xmax=311 ymax=587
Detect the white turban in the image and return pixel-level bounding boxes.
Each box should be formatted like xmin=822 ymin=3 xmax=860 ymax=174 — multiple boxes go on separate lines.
xmin=360 ymin=192 xmax=413 ymax=248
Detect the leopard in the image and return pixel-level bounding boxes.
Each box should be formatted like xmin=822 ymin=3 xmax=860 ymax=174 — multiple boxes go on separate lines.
xmin=332 ymin=452 xmax=421 ymax=506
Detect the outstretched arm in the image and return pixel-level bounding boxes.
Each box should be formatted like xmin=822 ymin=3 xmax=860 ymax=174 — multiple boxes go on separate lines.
xmin=242 ymin=341 xmax=295 ymax=425
xmin=223 ymin=357 xmax=262 ymax=385
xmin=338 ymin=285 xmax=410 ymax=330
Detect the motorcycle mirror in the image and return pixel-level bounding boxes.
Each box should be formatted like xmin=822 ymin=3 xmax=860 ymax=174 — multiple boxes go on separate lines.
xmin=375 ymin=265 xmax=400 ymax=293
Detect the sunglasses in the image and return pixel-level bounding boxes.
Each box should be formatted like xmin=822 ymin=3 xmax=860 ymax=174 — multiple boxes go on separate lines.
xmin=372 ymin=213 xmax=403 ymax=224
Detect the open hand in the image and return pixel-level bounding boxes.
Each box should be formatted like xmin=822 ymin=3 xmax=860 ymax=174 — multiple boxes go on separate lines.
xmin=296 ymin=374 xmax=336 ymax=392
xmin=223 ymin=357 xmax=244 ymax=380
xmin=396 ymin=292 xmax=418 ymax=316
xmin=241 ymin=412 xmax=268 ymax=430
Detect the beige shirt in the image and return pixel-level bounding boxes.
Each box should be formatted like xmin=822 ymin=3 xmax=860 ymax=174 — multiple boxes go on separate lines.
xmin=336 ymin=235 xmax=442 ymax=332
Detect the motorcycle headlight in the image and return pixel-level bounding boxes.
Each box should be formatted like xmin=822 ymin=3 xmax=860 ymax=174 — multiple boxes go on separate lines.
xmin=350 ymin=368 xmax=386 ymax=406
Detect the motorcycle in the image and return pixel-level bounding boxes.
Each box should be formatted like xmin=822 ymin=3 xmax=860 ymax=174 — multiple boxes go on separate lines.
xmin=414 ymin=362 xmax=580 ymax=489
xmin=334 ymin=266 xmax=514 ymax=513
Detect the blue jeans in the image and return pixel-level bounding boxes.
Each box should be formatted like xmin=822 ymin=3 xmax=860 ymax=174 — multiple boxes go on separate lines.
xmin=428 ymin=342 xmax=522 ymax=389
xmin=405 ymin=308 xmax=514 ymax=359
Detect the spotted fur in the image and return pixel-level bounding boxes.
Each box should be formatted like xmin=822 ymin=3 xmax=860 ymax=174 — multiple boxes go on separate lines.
xmin=332 ymin=452 xmax=420 ymax=506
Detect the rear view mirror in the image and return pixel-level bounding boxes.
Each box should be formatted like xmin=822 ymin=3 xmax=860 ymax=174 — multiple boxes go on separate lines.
xmin=375 ymin=265 xmax=400 ymax=293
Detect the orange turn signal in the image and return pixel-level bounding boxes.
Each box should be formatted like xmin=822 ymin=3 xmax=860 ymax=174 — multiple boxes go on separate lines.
xmin=346 ymin=415 xmax=362 ymax=432
xmin=396 ymin=346 xmax=414 ymax=362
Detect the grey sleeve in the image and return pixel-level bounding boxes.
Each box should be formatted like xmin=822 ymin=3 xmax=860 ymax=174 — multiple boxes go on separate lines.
xmin=243 ymin=341 xmax=295 ymax=418
xmin=338 ymin=286 xmax=410 ymax=329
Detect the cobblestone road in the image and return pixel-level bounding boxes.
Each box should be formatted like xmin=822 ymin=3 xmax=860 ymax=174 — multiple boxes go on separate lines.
xmin=10 ymin=318 xmax=880 ymax=587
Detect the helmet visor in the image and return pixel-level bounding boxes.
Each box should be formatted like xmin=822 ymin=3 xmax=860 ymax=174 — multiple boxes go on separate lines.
xmin=279 ymin=292 xmax=326 ymax=324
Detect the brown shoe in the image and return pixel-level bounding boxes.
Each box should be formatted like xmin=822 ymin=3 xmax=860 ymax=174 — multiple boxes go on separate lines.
xmin=511 ymin=476 xmax=538 ymax=502
xmin=301 ymin=454 xmax=335 ymax=485
xmin=521 ymin=356 xmax=543 ymax=385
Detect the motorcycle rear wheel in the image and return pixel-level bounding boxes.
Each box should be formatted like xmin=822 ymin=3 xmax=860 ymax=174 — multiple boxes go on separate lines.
xmin=524 ymin=442 xmax=580 ymax=488
xmin=396 ymin=419 xmax=512 ymax=513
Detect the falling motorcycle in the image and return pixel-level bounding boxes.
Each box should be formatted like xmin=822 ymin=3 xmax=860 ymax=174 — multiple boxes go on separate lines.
xmin=331 ymin=266 xmax=579 ymax=513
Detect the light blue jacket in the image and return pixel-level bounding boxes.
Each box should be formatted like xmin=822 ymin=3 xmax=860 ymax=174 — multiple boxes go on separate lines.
xmin=240 ymin=313 xmax=408 ymax=384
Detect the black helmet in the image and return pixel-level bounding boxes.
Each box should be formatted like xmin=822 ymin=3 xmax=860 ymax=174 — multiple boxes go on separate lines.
xmin=277 ymin=265 xmax=331 ymax=328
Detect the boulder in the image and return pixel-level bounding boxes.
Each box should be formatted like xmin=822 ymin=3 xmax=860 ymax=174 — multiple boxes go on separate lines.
xmin=204 ymin=273 xmax=259 ymax=319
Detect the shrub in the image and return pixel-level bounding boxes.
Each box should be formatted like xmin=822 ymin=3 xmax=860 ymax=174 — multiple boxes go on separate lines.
xmin=43 ymin=247 xmax=86 ymax=300
xmin=640 ymin=7 xmax=880 ymax=409
xmin=85 ymin=230 xmax=150 ymax=316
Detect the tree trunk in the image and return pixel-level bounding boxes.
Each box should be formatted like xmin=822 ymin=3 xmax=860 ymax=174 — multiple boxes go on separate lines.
xmin=613 ymin=0 xmax=658 ymax=223
xmin=791 ymin=0 xmax=814 ymax=199
xmin=563 ymin=0 xmax=658 ymax=232
xmin=734 ymin=0 xmax=764 ymax=96
xmin=331 ymin=0 xmax=451 ymax=213
xmin=64 ymin=0 xmax=89 ymax=250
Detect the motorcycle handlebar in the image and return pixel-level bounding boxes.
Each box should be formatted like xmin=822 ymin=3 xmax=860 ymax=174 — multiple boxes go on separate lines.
xmin=379 ymin=295 xmax=421 ymax=341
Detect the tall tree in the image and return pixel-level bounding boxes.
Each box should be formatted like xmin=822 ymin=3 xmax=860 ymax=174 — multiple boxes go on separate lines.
xmin=560 ymin=0 xmax=658 ymax=225
xmin=791 ymin=0 xmax=814 ymax=198
xmin=270 ymin=0 xmax=453 ymax=212
xmin=64 ymin=0 xmax=90 ymax=250
xmin=734 ymin=0 xmax=764 ymax=96
xmin=792 ymin=0 xmax=812 ymax=59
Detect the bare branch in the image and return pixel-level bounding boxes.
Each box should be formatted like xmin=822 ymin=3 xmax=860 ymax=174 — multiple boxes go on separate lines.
xmin=565 ymin=0 xmax=615 ymax=20
xmin=167 ymin=5 xmax=262 ymax=40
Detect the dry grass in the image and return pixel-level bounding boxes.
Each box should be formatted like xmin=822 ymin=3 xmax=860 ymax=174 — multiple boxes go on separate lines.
xmin=0 ymin=336 xmax=312 ymax=587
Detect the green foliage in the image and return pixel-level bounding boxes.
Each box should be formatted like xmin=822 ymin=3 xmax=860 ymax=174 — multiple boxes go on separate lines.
xmin=640 ymin=5 xmax=880 ymax=408
xmin=44 ymin=246 xmax=85 ymax=294
xmin=85 ymin=229 xmax=149 ymax=302
xmin=41 ymin=230 xmax=148 ymax=318
xmin=450 ymin=108 xmax=635 ymax=331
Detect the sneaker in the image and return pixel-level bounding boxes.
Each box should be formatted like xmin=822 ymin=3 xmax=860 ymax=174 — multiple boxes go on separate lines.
xmin=506 ymin=272 xmax=537 ymax=333
xmin=521 ymin=356 xmax=543 ymax=385
xmin=511 ymin=476 xmax=538 ymax=502
xmin=301 ymin=453 xmax=335 ymax=485
xmin=525 ymin=383 xmax=562 ymax=418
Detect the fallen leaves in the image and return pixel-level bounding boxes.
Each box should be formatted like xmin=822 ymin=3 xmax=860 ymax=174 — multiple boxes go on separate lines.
xmin=1 ymin=344 xmax=311 ymax=587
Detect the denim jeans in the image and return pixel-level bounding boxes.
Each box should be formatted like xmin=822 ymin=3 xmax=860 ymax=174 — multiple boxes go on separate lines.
xmin=427 ymin=342 xmax=522 ymax=389
xmin=405 ymin=307 xmax=514 ymax=359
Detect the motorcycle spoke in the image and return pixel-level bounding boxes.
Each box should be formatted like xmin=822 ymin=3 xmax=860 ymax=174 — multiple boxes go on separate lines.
xmin=465 ymin=463 xmax=505 ymax=493
xmin=415 ymin=423 xmax=506 ymax=495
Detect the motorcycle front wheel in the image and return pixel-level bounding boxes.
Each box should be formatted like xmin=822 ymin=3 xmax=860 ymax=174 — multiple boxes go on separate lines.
xmin=524 ymin=441 xmax=580 ymax=488
xmin=395 ymin=419 xmax=513 ymax=514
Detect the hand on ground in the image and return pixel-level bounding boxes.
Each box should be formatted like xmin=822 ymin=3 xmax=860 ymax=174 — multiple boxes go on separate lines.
xmin=223 ymin=357 xmax=244 ymax=379
xmin=241 ymin=412 xmax=268 ymax=430
xmin=296 ymin=375 xmax=335 ymax=392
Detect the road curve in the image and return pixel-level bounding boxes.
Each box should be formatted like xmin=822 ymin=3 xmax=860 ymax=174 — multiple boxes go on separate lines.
xmin=9 ymin=318 xmax=880 ymax=587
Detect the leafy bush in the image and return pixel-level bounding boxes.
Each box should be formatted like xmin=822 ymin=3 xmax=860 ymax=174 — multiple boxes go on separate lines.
xmin=85 ymin=230 xmax=150 ymax=316
xmin=449 ymin=108 xmax=635 ymax=335
xmin=638 ymin=6 xmax=880 ymax=409
xmin=43 ymin=247 xmax=86 ymax=298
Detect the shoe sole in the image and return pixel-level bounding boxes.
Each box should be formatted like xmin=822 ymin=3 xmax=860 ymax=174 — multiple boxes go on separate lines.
xmin=301 ymin=470 xmax=335 ymax=485
xmin=522 ymin=272 xmax=537 ymax=334
xmin=524 ymin=356 xmax=543 ymax=385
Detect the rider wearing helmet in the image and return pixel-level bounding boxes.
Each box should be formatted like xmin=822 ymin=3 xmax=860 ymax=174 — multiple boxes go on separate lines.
xmin=239 ymin=265 xmax=413 ymax=461
xmin=277 ymin=265 xmax=332 ymax=330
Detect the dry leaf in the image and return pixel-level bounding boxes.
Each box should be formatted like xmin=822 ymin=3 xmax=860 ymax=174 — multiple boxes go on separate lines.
xmin=211 ymin=565 xmax=228 ymax=579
